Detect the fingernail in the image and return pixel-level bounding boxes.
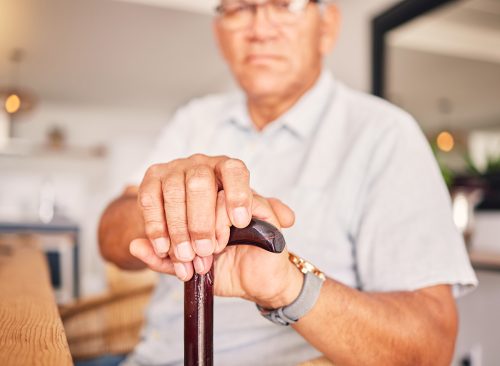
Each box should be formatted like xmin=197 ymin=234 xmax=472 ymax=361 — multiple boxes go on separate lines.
xmin=175 ymin=241 xmax=194 ymax=261
xmin=153 ymin=237 xmax=170 ymax=257
xmin=195 ymin=239 xmax=214 ymax=257
xmin=174 ymin=262 xmax=188 ymax=280
xmin=193 ymin=256 xmax=205 ymax=274
xmin=232 ymin=207 xmax=249 ymax=227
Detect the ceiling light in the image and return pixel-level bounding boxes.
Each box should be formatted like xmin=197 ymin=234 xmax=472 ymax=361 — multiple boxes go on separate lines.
xmin=437 ymin=131 xmax=455 ymax=152
xmin=5 ymin=93 xmax=21 ymax=114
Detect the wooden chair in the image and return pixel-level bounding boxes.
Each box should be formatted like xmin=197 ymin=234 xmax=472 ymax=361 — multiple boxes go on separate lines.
xmin=60 ymin=265 xmax=157 ymax=361
xmin=60 ymin=265 xmax=333 ymax=365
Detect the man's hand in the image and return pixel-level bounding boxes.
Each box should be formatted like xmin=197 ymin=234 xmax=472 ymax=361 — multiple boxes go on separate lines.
xmin=212 ymin=190 xmax=301 ymax=308
xmin=133 ymin=154 xmax=253 ymax=276
xmin=128 ymin=154 xmax=301 ymax=308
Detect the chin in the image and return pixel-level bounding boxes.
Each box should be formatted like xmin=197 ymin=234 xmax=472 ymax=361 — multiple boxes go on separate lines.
xmin=238 ymin=71 xmax=290 ymax=99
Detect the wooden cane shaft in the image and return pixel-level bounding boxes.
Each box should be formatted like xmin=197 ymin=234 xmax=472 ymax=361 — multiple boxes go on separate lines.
xmin=184 ymin=268 xmax=214 ymax=366
xmin=184 ymin=219 xmax=285 ymax=366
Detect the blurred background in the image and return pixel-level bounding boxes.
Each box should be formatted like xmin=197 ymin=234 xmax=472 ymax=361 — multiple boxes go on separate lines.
xmin=381 ymin=2 xmax=500 ymax=364
xmin=0 ymin=0 xmax=499 ymax=364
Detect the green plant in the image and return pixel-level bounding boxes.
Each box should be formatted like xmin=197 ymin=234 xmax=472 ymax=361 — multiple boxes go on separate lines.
xmin=464 ymin=152 xmax=500 ymax=176
xmin=430 ymin=142 xmax=456 ymax=187
xmin=463 ymin=153 xmax=481 ymax=176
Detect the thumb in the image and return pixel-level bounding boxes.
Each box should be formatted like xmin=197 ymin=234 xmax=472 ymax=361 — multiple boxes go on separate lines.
xmin=267 ymin=198 xmax=295 ymax=228
xmin=251 ymin=195 xmax=281 ymax=229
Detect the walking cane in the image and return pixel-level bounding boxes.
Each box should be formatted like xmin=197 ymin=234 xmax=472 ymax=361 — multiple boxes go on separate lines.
xmin=184 ymin=218 xmax=286 ymax=366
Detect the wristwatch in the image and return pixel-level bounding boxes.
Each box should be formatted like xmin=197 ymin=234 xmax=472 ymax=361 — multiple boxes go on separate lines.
xmin=256 ymin=252 xmax=326 ymax=326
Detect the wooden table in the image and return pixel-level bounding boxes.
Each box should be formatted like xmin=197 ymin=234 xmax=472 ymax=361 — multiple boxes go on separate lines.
xmin=0 ymin=234 xmax=73 ymax=365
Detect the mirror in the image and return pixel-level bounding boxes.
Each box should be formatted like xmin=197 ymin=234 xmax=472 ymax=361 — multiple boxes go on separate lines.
xmin=373 ymin=0 xmax=500 ymax=219
xmin=373 ymin=1 xmax=500 ymax=364
xmin=385 ymin=0 xmax=500 ymax=172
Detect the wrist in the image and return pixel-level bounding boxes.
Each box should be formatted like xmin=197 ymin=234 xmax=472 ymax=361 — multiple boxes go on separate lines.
xmin=262 ymin=257 xmax=304 ymax=309
xmin=256 ymin=252 xmax=326 ymax=326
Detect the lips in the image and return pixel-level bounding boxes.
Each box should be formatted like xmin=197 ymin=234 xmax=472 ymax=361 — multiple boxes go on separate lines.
xmin=245 ymin=54 xmax=284 ymax=65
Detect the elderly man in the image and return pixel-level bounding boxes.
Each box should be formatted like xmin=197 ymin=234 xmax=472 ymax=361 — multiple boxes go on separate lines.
xmin=99 ymin=1 xmax=477 ymax=365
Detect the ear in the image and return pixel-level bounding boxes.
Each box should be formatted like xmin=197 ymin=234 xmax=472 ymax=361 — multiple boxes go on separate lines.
xmin=319 ymin=4 xmax=341 ymax=56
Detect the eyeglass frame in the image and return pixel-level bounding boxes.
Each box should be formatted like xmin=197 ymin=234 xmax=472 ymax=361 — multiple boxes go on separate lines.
xmin=214 ymin=0 xmax=322 ymax=19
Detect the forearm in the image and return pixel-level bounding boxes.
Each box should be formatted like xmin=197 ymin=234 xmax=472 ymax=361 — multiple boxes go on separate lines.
xmin=98 ymin=187 xmax=147 ymax=270
xmin=293 ymin=280 xmax=457 ymax=366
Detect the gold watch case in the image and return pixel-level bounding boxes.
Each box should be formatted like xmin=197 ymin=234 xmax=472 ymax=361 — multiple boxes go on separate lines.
xmin=288 ymin=252 xmax=326 ymax=281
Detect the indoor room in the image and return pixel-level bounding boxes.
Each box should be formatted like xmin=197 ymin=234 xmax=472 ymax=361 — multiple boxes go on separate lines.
xmin=1 ymin=0 xmax=499 ymax=365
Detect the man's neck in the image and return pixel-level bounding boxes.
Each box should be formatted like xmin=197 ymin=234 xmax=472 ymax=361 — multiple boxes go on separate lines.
xmin=247 ymin=69 xmax=322 ymax=131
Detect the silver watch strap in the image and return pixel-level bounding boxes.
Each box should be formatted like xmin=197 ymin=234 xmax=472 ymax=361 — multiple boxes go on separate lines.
xmin=257 ymin=272 xmax=324 ymax=326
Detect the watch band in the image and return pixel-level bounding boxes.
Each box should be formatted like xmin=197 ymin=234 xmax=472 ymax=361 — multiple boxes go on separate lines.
xmin=257 ymin=253 xmax=325 ymax=326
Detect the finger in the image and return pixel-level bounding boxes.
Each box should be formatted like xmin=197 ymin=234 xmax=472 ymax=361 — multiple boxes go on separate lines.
xmin=186 ymin=165 xmax=217 ymax=257
xmin=215 ymin=190 xmax=231 ymax=254
xmin=215 ymin=158 xmax=252 ymax=228
xmin=268 ymin=197 xmax=295 ymax=228
xmin=162 ymin=171 xmax=196 ymax=262
xmin=138 ymin=170 xmax=170 ymax=257
xmin=129 ymin=238 xmax=174 ymax=274
xmin=124 ymin=185 xmax=139 ymax=195
xmin=173 ymin=261 xmax=195 ymax=282
xmin=193 ymin=255 xmax=214 ymax=275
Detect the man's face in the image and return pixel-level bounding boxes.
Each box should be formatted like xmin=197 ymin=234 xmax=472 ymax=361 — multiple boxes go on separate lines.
xmin=214 ymin=1 xmax=338 ymax=101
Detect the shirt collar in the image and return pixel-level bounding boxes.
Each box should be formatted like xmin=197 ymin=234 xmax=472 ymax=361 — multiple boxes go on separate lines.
xmin=280 ymin=68 xmax=335 ymax=139
xmin=223 ymin=91 xmax=254 ymax=131
xmin=223 ymin=69 xmax=336 ymax=139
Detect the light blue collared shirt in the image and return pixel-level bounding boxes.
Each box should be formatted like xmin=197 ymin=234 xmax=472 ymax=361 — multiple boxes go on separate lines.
xmin=125 ymin=70 xmax=477 ymax=366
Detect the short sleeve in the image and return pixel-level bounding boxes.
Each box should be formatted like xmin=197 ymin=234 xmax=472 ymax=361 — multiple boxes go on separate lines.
xmin=127 ymin=106 xmax=192 ymax=186
xmin=355 ymin=115 xmax=477 ymax=297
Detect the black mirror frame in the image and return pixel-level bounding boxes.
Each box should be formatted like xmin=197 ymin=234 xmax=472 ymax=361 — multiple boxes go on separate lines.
xmin=371 ymin=0 xmax=459 ymax=98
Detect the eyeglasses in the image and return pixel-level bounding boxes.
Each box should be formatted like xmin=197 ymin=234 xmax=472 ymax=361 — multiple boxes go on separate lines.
xmin=215 ymin=0 xmax=321 ymax=30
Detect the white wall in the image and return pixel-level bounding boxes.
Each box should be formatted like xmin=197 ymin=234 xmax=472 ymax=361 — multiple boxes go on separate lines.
xmin=0 ymin=101 xmax=170 ymax=295
xmin=329 ymin=0 xmax=400 ymax=91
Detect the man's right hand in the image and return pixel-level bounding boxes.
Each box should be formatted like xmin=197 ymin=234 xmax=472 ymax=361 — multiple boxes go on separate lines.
xmin=133 ymin=154 xmax=255 ymax=280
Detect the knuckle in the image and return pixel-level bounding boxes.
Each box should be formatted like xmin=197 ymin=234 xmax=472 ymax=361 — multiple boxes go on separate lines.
xmin=166 ymin=159 xmax=180 ymax=168
xmin=221 ymin=158 xmax=247 ymax=173
xmin=163 ymin=188 xmax=185 ymax=205
xmin=162 ymin=180 xmax=185 ymax=204
xmin=188 ymin=221 xmax=212 ymax=237
xmin=138 ymin=191 xmax=156 ymax=209
xmin=162 ymin=173 xmax=180 ymax=188
xmin=226 ymin=190 xmax=250 ymax=205
xmin=144 ymin=220 xmax=165 ymax=237
xmin=191 ymin=164 xmax=213 ymax=177
xmin=167 ymin=219 xmax=188 ymax=237
xmin=189 ymin=153 xmax=207 ymax=163
xmin=189 ymin=229 xmax=211 ymax=240
xmin=186 ymin=167 xmax=214 ymax=193
xmin=146 ymin=164 xmax=162 ymax=177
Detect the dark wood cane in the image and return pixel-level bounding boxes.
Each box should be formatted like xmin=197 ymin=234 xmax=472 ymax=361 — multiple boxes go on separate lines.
xmin=184 ymin=218 xmax=286 ymax=366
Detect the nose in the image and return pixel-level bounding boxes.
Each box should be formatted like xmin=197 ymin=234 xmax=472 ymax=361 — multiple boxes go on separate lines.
xmin=248 ymin=3 xmax=279 ymax=39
